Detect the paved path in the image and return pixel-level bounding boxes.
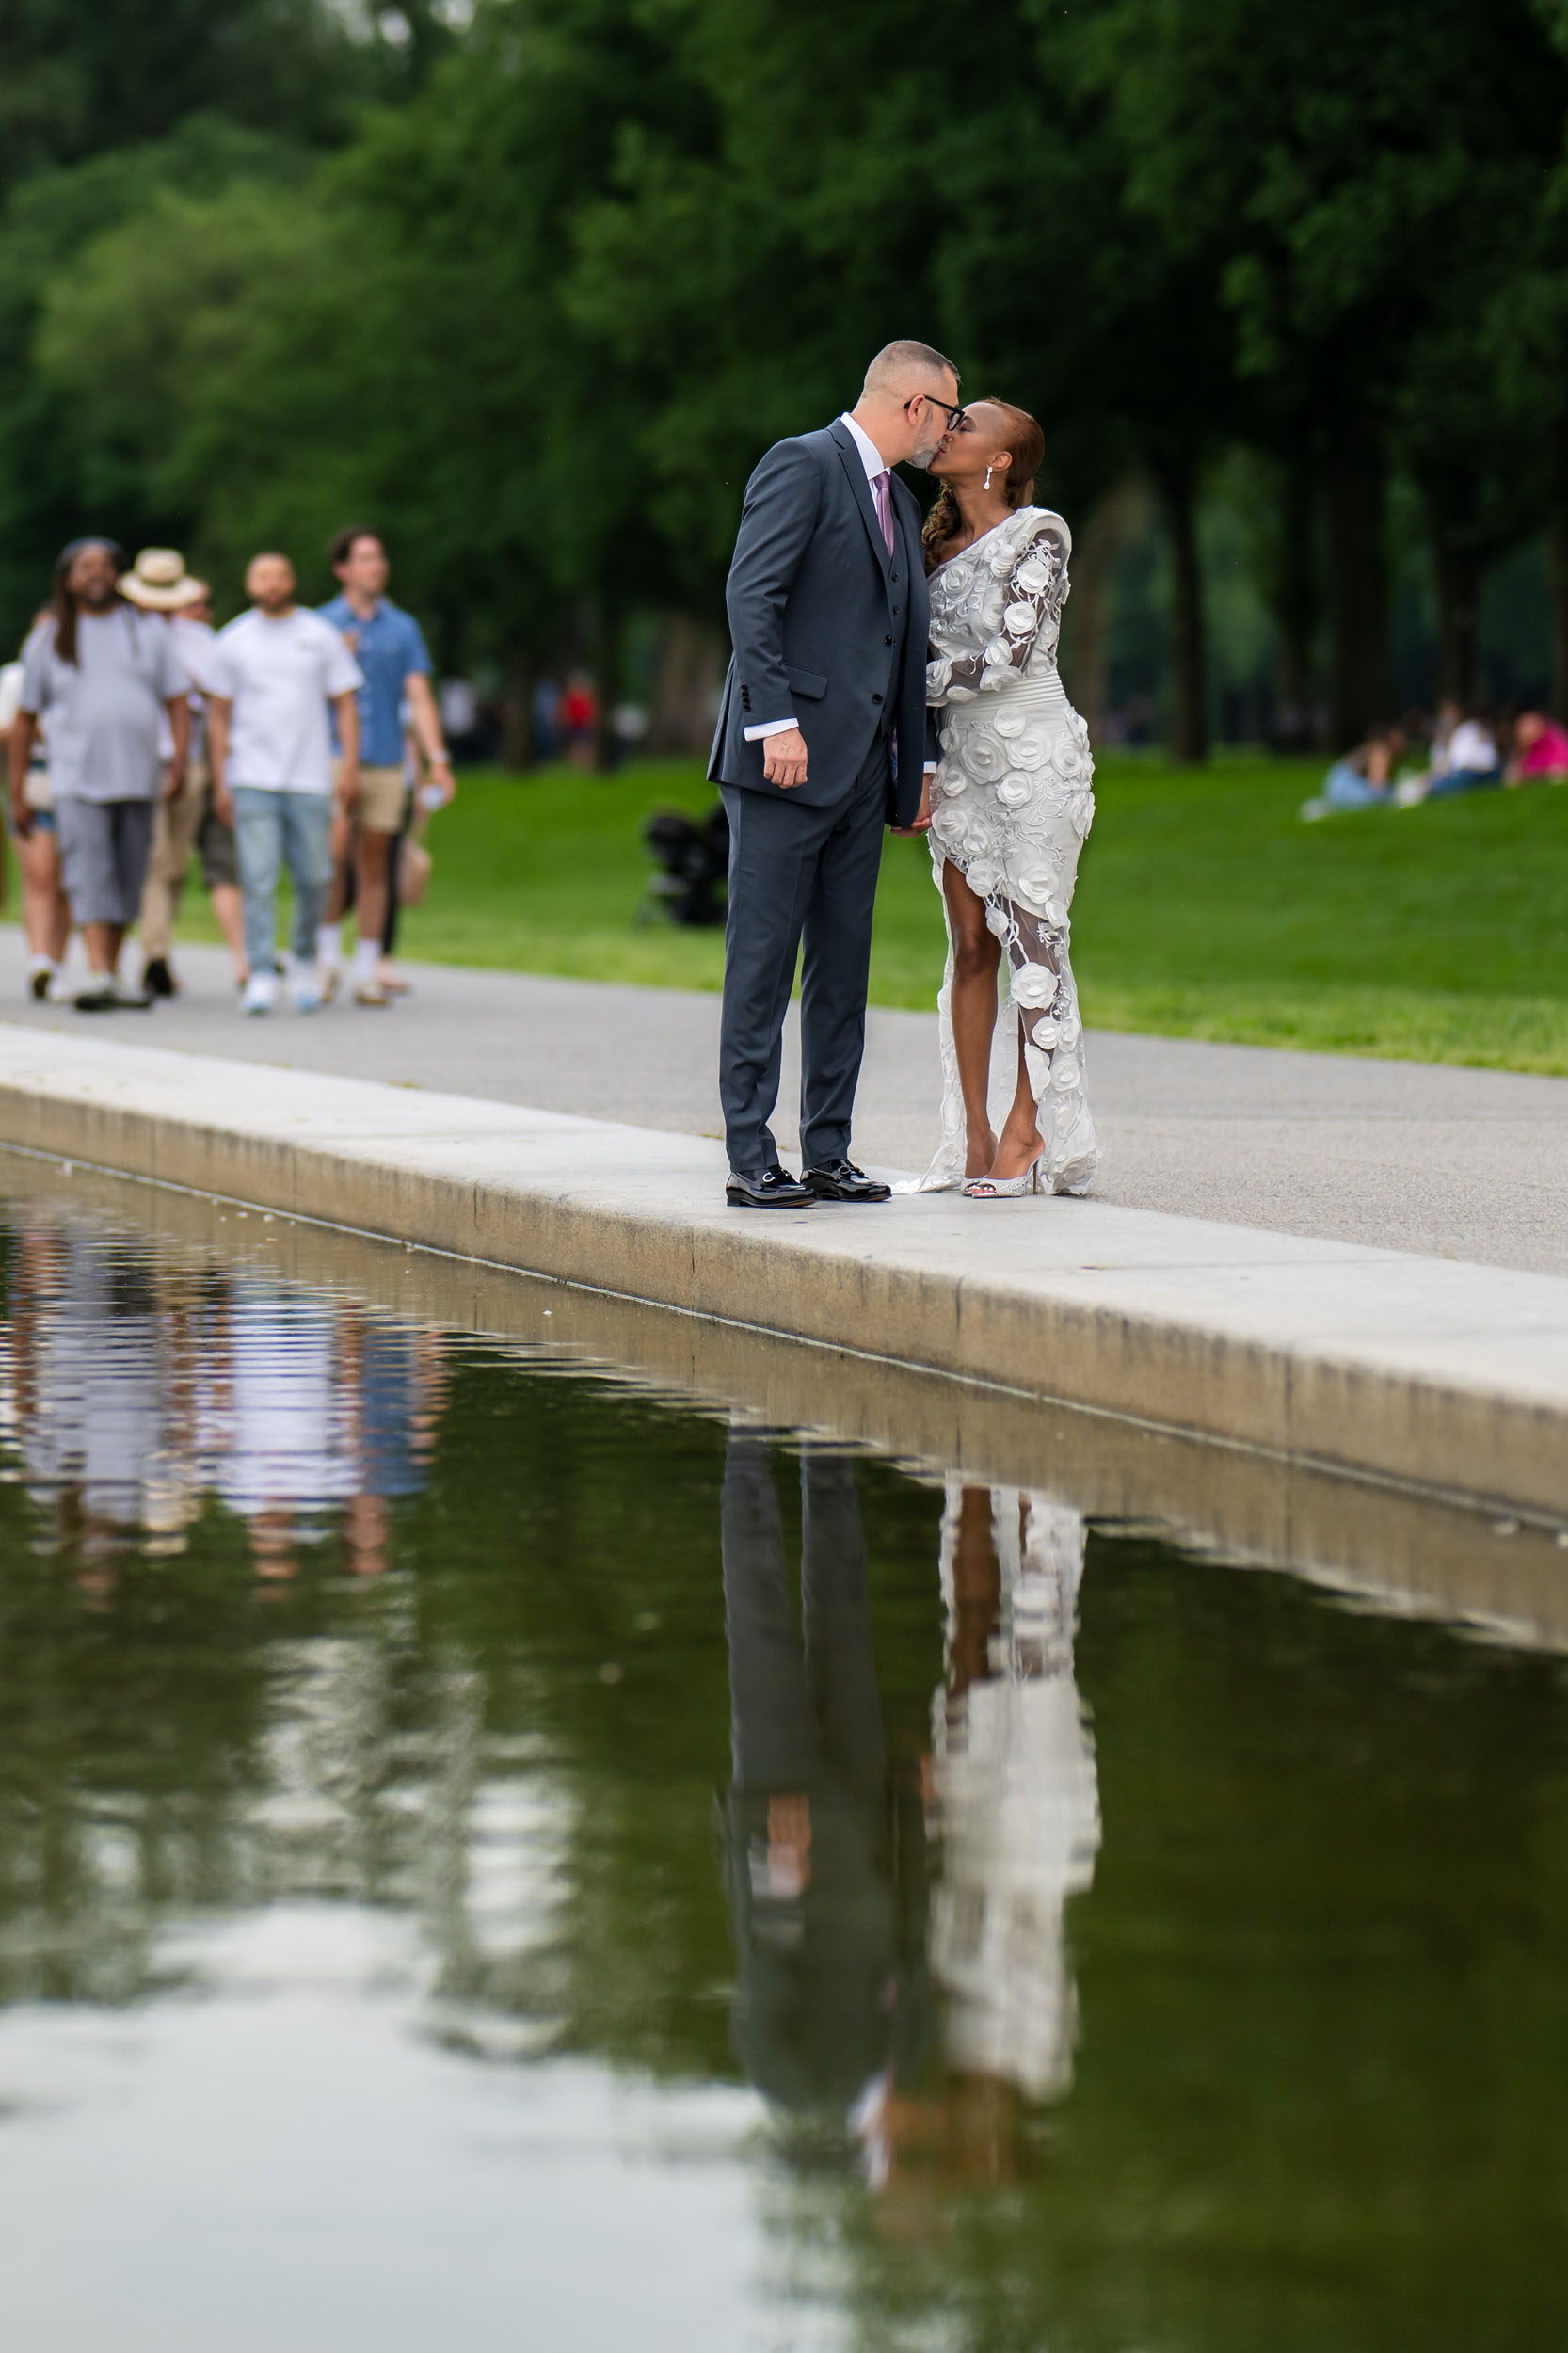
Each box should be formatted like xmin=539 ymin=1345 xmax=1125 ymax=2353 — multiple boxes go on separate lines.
xmin=4 ymin=925 xmax=1567 ymax=1274
xmin=3 ymin=1023 xmax=1567 ymax=1519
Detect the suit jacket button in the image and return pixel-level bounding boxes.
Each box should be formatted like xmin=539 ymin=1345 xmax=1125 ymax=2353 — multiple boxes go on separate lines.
xmin=884 ymin=634 xmax=893 ymax=646
xmin=872 ymin=692 xmax=883 ymax=704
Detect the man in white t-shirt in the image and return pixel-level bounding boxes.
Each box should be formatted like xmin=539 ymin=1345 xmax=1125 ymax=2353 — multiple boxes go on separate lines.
xmin=204 ymin=552 xmax=362 ymax=1015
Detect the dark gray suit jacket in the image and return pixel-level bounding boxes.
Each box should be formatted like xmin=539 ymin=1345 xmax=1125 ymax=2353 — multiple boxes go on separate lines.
xmin=708 ymin=421 xmax=932 ymax=826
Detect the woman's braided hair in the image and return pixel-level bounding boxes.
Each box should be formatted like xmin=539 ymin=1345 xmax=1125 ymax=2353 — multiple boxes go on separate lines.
xmin=921 ymin=399 xmax=1046 ymax=574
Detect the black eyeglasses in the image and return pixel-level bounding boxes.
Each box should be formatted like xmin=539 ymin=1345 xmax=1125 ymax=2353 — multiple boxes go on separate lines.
xmin=905 ymin=393 xmax=967 ymax=430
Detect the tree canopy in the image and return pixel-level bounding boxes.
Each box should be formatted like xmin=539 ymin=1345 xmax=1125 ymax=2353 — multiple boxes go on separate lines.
xmin=3 ymin=0 xmax=1567 ymax=756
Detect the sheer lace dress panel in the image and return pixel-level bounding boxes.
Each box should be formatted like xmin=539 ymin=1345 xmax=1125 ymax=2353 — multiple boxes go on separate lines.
xmin=927 ymin=522 xmax=1070 ymax=706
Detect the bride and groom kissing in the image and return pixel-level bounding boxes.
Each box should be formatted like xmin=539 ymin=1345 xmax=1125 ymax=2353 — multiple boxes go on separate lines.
xmin=710 ymin=339 xmax=1099 ymax=1210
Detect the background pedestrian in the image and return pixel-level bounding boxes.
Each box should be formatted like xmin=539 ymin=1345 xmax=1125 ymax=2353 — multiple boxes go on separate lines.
xmin=1 ymin=618 xmax=72 ymax=999
xmin=203 ymin=552 xmax=361 ymax=1016
xmin=122 ymin=549 xmax=248 ymax=996
xmin=316 ymin=528 xmax=454 ymax=1006
xmin=8 ymin=538 xmax=188 ymax=1011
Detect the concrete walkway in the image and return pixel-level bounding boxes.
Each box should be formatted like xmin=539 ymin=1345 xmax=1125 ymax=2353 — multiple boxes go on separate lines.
xmin=4 ymin=926 xmax=1567 ymax=1274
xmin=1 ymin=1017 xmax=1567 ymax=1517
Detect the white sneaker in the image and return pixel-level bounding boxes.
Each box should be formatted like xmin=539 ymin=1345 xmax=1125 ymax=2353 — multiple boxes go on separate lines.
xmin=290 ymin=966 xmax=324 ymax=1015
xmin=241 ymin=972 xmax=277 ymax=1016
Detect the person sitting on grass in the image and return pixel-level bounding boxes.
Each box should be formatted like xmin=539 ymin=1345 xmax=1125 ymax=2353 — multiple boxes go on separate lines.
xmin=1308 ymin=724 xmax=1406 ymax=815
xmin=1504 ymin=707 xmax=1568 ymax=785
xmin=1424 ymin=707 xmax=1501 ymax=797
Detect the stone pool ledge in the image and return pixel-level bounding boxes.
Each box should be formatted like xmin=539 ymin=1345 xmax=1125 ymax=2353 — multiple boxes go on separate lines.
xmin=2 ymin=1020 xmax=1566 ymax=1517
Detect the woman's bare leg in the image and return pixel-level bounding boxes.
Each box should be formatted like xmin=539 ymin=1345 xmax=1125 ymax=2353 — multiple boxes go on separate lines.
xmin=20 ymin=831 xmax=69 ymax=965
xmin=985 ymin=912 xmax=1060 ymax=1182
xmin=209 ymin=882 xmax=248 ymax=983
xmin=987 ymin=1025 xmax=1045 ymax=1180
xmin=941 ymin=859 xmax=1002 ymax=1178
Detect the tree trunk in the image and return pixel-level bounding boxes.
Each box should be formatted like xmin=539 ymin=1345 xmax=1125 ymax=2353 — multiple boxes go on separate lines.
xmin=1426 ymin=472 xmax=1482 ymax=709
xmin=1057 ymin=481 xmax=1140 ymax=741
xmin=499 ymin=637 xmax=534 ymax=769
xmin=1322 ymin=429 xmax=1393 ymax=750
xmin=1153 ymin=454 xmax=1208 ymax=765
xmin=646 ymin=612 xmax=726 ymax=755
xmin=1432 ymin=536 xmax=1481 ymax=709
xmin=1548 ymin=418 xmax=1568 ymax=722
xmin=1272 ymin=449 xmax=1320 ymax=747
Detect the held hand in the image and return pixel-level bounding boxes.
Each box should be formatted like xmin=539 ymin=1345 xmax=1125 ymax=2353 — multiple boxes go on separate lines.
xmin=337 ymin=763 xmax=361 ymax=816
xmin=893 ymin=773 xmax=935 ymax=836
xmin=9 ymin=791 xmax=31 ymax=842
xmin=162 ymin=760 xmax=184 ymax=804
xmin=213 ymin=783 xmax=234 ymax=829
xmin=762 ymin=726 xmax=808 ymax=791
xmin=427 ymin=756 xmax=456 ymax=808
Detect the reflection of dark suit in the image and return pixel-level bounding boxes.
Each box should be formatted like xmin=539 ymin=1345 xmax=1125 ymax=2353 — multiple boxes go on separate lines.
xmin=709 ymin=421 xmax=931 ymax=1173
xmin=722 ymin=1435 xmax=899 ymax=2113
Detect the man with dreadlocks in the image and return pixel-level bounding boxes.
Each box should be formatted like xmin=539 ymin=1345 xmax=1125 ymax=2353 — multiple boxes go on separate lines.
xmin=9 ymin=538 xmax=189 ymax=1011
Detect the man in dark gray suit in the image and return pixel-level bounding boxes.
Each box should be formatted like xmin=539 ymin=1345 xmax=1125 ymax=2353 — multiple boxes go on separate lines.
xmin=710 ymin=340 xmax=962 ymax=1208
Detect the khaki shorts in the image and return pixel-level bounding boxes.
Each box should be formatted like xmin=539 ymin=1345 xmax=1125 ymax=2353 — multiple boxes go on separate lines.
xmin=334 ymin=760 xmax=408 ymax=835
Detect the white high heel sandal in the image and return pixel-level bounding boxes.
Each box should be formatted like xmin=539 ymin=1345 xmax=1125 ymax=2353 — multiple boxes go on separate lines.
xmin=963 ymin=1146 xmax=1045 ymax=1199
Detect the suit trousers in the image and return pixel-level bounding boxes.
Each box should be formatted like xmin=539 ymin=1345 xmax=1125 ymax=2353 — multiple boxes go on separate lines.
xmin=719 ymin=732 xmax=888 ymax=1175
xmin=721 ymin=1435 xmax=885 ymax=1795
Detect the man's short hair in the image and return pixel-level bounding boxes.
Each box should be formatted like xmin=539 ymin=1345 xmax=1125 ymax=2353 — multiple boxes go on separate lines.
xmin=328 ymin=524 xmax=383 ymax=568
xmin=863 ymin=340 xmax=959 ymax=394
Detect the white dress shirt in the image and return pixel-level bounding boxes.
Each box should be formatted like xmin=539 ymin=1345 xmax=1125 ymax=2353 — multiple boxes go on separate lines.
xmin=744 ymin=411 xmax=908 ymax=746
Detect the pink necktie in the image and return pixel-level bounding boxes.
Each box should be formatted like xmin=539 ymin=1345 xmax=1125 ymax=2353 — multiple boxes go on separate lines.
xmin=873 ymin=470 xmax=895 ymax=556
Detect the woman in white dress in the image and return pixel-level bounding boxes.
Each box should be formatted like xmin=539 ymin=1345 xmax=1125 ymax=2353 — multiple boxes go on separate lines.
xmin=909 ymin=401 xmax=1098 ymax=1198
xmin=930 ymin=1480 xmax=1101 ymax=2107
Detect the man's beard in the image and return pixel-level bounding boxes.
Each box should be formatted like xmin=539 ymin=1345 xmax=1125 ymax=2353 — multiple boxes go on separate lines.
xmin=914 ymin=435 xmax=946 ymax=470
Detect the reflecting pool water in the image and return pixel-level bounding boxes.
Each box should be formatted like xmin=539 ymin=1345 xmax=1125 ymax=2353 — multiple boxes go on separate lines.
xmin=0 ymin=1192 xmax=1565 ymax=2350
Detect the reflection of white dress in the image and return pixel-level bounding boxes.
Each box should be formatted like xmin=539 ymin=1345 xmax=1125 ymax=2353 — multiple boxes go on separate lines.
xmin=931 ymin=1482 xmax=1101 ymax=2101
xmin=919 ymin=506 xmax=1098 ymax=1194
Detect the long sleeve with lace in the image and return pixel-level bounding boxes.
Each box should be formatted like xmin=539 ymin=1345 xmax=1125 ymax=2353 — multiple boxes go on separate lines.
xmin=927 ymin=520 xmax=1069 ymax=706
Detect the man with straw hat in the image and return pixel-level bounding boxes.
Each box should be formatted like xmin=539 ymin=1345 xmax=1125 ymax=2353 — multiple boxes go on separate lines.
xmin=121 ymin=548 xmax=247 ymax=998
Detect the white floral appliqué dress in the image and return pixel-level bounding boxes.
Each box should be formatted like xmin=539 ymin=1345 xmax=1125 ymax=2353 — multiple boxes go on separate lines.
xmin=917 ymin=505 xmax=1098 ymax=1195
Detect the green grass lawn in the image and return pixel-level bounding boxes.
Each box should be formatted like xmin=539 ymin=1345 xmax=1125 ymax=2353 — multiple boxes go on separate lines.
xmin=127 ymin=749 xmax=1568 ymax=1073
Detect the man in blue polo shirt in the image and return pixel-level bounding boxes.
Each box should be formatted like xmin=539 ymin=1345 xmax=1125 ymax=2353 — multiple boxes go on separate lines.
xmin=317 ymin=527 xmax=455 ymax=1005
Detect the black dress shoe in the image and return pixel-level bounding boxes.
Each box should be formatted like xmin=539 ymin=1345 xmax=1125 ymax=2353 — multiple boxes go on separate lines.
xmin=726 ymin=1163 xmax=817 ymax=1209
xmin=804 ymin=1159 xmax=891 ymax=1203
xmin=141 ymin=956 xmax=176 ymax=998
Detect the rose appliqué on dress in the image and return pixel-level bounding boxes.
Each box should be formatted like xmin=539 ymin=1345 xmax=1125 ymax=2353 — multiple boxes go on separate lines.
xmin=962 ymin=728 xmax=1010 ymax=785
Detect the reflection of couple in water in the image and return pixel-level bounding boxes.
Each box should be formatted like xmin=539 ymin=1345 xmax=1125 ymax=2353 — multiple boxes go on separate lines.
xmin=721 ymin=1433 xmax=1101 ymax=2199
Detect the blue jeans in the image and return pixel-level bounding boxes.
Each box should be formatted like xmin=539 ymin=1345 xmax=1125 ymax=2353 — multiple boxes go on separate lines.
xmin=231 ymin=788 xmax=334 ymax=973
xmin=1323 ymin=761 xmax=1388 ymax=809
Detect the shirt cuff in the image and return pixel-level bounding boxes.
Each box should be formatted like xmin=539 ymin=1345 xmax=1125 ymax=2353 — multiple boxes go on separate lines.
xmin=743 ymin=716 xmax=798 ymax=742
xmin=922 ymin=760 xmax=937 ymax=772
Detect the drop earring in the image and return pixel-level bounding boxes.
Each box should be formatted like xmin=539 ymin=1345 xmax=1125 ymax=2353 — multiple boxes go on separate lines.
xmin=983 ymin=464 xmax=994 ymax=491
